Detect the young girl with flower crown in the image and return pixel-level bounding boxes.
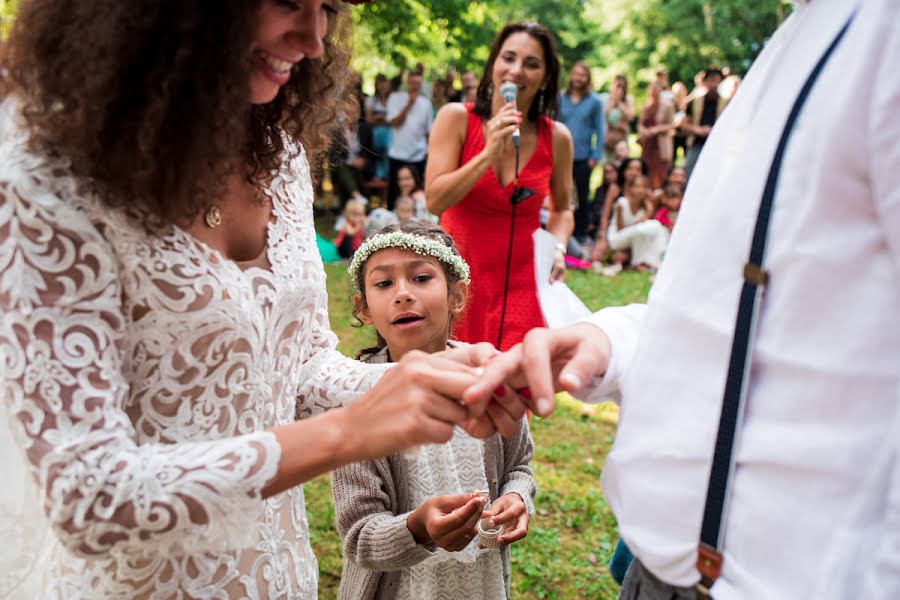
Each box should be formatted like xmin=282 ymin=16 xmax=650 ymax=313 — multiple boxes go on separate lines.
xmin=331 ymin=220 xmax=536 ymax=600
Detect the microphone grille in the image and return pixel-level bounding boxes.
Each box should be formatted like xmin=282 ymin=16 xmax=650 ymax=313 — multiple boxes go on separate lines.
xmin=499 ymin=81 xmax=518 ymax=103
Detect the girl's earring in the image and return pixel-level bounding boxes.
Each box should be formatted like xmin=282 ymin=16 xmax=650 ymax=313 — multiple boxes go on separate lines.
xmin=487 ymin=82 xmax=494 ymax=99
xmin=538 ymin=90 xmax=545 ymax=113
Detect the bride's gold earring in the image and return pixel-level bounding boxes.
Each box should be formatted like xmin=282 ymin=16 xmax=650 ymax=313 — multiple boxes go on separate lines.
xmin=205 ymin=206 xmax=222 ymax=228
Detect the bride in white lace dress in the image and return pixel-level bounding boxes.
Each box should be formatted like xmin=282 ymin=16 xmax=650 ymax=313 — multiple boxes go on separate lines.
xmin=0 ymin=1 xmax=515 ymax=598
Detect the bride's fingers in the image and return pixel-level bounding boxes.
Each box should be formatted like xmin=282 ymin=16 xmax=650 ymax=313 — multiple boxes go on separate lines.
xmin=463 ymin=345 xmax=525 ymax=407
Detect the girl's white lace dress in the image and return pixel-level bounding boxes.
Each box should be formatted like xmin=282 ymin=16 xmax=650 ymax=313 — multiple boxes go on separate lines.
xmin=0 ymin=100 xmax=385 ymax=599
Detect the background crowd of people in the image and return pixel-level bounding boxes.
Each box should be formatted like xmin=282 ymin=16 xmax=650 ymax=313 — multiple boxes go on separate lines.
xmin=321 ymin=52 xmax=742 ymax=280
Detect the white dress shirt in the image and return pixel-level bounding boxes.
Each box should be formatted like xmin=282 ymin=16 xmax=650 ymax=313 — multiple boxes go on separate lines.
xmin=577 ymin=1 xmax=900 ymax=597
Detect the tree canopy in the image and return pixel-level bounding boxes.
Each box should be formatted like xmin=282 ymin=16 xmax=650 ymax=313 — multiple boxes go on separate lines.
xmin=353 ymin=0 xmax=793 ymax=93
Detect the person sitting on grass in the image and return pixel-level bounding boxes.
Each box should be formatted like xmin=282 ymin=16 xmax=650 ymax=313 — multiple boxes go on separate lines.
xmin=393 ymin=195 xmax=416 ymax=223
xmin=654 ymin=184 xmax=683 ymax=232
xmin=332 ymin=220 xmax=536 ymax=600
xmin=395 ymin=164 xmax=437 ymax=223
xmin=592 ymin=157 xmax=648 ymax=265
xmin=334 ymin=198 xmax=367 ymax=258
xmin=607 ymin=174 xmax=669 ymax=271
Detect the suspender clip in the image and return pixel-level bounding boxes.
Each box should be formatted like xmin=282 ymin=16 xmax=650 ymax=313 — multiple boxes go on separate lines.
xmin=743 ymin=263 xmax=769 ymax=286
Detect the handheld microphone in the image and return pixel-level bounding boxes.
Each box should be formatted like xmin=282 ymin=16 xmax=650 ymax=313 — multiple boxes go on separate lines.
xmin=499 ymin=81 xmax=520 ymax=148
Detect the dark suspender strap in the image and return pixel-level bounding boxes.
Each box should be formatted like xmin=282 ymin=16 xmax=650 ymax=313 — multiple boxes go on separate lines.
xmin=696 ymin=12 xmax=855 ymax=597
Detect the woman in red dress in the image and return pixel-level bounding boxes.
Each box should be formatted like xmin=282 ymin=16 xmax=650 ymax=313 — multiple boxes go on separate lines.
xmin=425 ymin=22 xmax=574 ymax=350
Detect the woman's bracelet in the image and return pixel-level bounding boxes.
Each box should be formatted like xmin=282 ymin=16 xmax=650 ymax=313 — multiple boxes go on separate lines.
xmin=554 ymin=242 xmax=566 ymax=256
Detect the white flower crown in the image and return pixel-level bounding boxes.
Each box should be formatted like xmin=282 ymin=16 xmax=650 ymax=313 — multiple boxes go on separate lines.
xmin=348 ymin=231 xmax=471 ymax=292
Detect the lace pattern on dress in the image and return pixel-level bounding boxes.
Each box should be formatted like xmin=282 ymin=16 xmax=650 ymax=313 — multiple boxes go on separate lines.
xmin=0 ymin=99 xmax=386 ymax=598
xmin=396 ymin=429 xmax=507 ymax=600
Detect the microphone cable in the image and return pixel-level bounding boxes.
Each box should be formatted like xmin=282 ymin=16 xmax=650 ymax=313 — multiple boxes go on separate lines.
xmin=495 ymin=144 xmax=521 ymax=350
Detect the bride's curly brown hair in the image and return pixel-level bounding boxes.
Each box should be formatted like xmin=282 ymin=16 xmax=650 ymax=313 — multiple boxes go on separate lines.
xmin=0 ymin=0 xmax=355 ymax=225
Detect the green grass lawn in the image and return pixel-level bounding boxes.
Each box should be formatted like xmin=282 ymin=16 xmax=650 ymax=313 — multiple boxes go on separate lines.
xmin=311 ymin=227 xmax=651 ymax=599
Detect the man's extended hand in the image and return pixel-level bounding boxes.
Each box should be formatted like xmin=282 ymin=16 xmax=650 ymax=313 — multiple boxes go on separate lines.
xmin=464 ymin=323 xmax=612 ymax=418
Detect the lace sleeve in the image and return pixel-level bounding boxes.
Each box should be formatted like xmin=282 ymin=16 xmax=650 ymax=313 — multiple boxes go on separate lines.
xmin=0 ymin=181 xmax=281 ymax=559
xmin=280 ymin=148 xmax=389 ymax=419
xmin=293 ymin=267 xmax=390 ymax=418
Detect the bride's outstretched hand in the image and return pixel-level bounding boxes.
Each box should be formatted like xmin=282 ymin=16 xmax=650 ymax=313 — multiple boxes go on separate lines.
xmin=341 ymin=350 xmax=482 ymax=459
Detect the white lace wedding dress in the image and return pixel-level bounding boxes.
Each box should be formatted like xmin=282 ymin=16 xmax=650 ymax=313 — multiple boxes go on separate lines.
xmin=0 ymin=100 xmax=385 ymax=599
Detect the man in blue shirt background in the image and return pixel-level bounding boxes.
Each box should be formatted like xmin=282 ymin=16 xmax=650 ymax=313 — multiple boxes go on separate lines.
xmin=558 ymin=62 xmax=605 ymax=244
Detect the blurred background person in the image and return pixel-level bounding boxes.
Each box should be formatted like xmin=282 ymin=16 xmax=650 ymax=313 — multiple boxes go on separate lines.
xmin=683 ymin=67 xmax=727 ymax=179
xmin=638 ymin=81 xmax=675 ymax=189
xmin=720 ymin=73 xmax=742 ymax=101
xmin=605 ymin=174 xmax=669 ymax=271
xmin=603 ymin=74 xmax=635 ymax=157
xmin=592 ymin=157 xmax=648 ymax=264
xmin=449 ymin=69 xmax=479 ymax=104
xmin=654 ymin=184 xmax=683 ymax=232
xmin=387 ymin=70 xmax=433 ymax=209
xmin=365 ymin=73 xmax=392 ymax=182
xmin=334 ymin=199 xmax=368 ymax=258
xmin=395 ymin=164 xmax=436 ymax=223
xmin=586 ymin=162 xmax=619 ymax=243
xmin=671 ymin=81 xmax=690 ymax=165
xmin=431 ymin=77 xmax=450 ymax=113
xmin=558 ymin=61 xmax=605 ymax=244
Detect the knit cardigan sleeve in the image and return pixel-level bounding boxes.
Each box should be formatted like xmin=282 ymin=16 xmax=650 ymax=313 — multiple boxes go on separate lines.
xmin=331 ymin=453 xmax=437 ymax=572
xmin=498 ymin=417 xmax=537 ymax=515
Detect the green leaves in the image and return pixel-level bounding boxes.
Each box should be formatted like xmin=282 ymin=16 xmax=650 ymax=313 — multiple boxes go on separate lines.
xmin=352 ymin=0 xmax=792 ymax=98
xmin=0 ymin=0 xmax=18 ymax=37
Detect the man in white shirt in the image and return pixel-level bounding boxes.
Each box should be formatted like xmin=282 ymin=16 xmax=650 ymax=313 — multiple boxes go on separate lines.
xmin=468 ymin=1 xmax=900 ymax=598
xmin=386 ymin=70 xmax=433 ymax=209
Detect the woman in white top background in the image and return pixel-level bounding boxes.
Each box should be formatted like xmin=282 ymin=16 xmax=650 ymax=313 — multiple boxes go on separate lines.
xmin=607 ymin=174 xmax=669 ymax=270
xmin=0 ymin=1 xmax=514 ymax=598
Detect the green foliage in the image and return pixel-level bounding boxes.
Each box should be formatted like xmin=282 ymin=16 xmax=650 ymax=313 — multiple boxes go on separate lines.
xmin=352 ymin=0 xmax=605 ymax=82
xmin=590 ymin=0 xmax=794 ymax=88
xmin=352 ymin=0 xmax=792 ymax=97
xmin=0 ymin=0 xmax=17 ymax=37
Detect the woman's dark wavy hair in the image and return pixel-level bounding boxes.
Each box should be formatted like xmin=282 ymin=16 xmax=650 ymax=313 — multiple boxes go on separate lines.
xmin=617 ymin=157 xmax=648 ymax=187
xmin=473 ymin=22 xmax=561 ymax=122
xmin=0 ymin=0 xmax=355 ymax=226
xmin=396 ymin=164 xmax=424 ymax=195
xmin=352 ymin=220 xmax=466 ymax=361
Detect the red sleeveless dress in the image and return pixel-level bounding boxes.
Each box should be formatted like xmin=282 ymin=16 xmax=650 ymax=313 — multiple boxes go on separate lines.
xmin=441 ymin=103 xmax=554 ymax=351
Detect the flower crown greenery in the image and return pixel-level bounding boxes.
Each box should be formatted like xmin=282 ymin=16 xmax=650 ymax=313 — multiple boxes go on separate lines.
xmin=348 ymin=231 xmax=471 ymax=292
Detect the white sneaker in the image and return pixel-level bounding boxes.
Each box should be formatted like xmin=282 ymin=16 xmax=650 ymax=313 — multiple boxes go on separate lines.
xmin=600 ymin=264 xmax=623 ymax=277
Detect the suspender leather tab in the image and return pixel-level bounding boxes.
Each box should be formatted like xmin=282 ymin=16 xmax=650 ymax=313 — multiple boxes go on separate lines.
xmin=742 ymin=263 xmax=768 ymax=287
xmin=696 ymin=542 xmax=723 ymax=598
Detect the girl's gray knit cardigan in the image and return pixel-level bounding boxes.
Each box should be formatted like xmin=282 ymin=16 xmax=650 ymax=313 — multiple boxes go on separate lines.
xmin=330 ymin=346 xmax=536 ymax=600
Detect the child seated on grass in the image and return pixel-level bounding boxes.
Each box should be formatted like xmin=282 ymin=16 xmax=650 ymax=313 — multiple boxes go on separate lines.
xmin=334 ymin=198 xmax=367 ymax=258
xmin=332 ymin=220 xmax=535 ymax=600
xmin=654 ymin=184 xmax=682 ymax=231
xmin=393 ymin=195 xmax=415 ymax=223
